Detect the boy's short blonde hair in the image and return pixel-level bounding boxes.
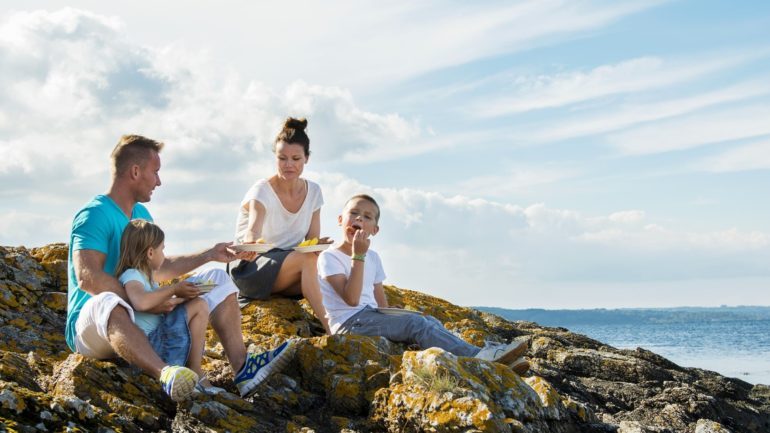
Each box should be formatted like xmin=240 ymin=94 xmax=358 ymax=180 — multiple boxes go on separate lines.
xmin=346 ymin=194 xmax=380 ymax=222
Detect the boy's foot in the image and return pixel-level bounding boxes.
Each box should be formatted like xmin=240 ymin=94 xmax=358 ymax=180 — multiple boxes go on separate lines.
xmin=474 ymin=339 xmax=528 ymax=365
xmin=234 ymin=340 xmax=295 ymax=398
xmin=159 ymin=365 xmax=199 ymax=402
xmin=509 ymin=356 xmax=531 ymax=375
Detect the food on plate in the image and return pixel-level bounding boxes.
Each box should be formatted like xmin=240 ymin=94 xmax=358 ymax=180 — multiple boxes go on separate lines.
xmin=195 ymin=279 xmax=215 ymax=286
xmin=297 ymin=238 xmax=319 ymax=247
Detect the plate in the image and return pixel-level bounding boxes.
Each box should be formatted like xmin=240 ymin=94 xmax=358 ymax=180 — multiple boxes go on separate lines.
xmin=376 ymin=307 xmax=424 ymax=316
xmin=194 ymin=283 xmax=217 ymax=294
xmin=293 ymin=243 xmax=331 ymax=253
xmin=231 ymin=243 xmax=274 ymax=253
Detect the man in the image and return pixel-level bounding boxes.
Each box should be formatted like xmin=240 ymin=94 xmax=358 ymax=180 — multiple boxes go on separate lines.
xmin=67 ymin=135 xmax=294 ymax=401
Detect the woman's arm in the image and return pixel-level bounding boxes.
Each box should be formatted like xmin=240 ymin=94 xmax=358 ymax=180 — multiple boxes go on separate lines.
xmin=373 ymin=283 xmax=388 ymax=308
xmin=305 ymin=209 xmax=321 ymax=240
xmin=243 ymin=199 xmax=267 ymax=243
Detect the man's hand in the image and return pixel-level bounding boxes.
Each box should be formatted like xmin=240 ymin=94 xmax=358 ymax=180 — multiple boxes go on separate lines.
xmin=207 ymin=242 xmax=253 ymax=263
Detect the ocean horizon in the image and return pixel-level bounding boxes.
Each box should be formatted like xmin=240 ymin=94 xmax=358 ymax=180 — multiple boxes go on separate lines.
xmin=475 ymin=306 xmax=770 ymax=385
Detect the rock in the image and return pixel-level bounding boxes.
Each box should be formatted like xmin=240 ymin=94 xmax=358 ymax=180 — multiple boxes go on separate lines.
xmin=695 ymin=418 xmax=733 ymax=433
xmin=1 ymin=243 xmax=769 ymax=432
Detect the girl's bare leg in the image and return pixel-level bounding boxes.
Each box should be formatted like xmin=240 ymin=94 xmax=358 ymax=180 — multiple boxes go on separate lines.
xmin=185 ymin=298 xmax=210 ymax=381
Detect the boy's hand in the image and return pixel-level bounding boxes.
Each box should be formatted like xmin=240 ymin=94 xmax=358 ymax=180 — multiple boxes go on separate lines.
xmin=172 ymin=281 xmax=201 ymax=299
xmin=352 ymin=229 xmax=370 ymax=256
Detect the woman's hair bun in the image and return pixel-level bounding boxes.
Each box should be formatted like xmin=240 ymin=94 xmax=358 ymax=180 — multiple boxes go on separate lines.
xmin=283 ymin=117 xmax=308 ymax=131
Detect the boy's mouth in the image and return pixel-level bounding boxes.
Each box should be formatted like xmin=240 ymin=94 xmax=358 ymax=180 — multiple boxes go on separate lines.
xmin=347 ymin=223 xmax=362 ymax=234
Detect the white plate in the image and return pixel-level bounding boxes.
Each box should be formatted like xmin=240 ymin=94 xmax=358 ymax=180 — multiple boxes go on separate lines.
xmin=376 ymin=307 xmax=423 ymax=316
xmin=293 ymin=244 xmax=331 ymax=253
xmin=231 ymin=243 xmax=274 ymax=253
xmin=194 ymin=283 xmax=217 ymax=293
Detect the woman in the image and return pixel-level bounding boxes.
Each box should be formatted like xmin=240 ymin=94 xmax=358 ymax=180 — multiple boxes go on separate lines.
xmin=231 ymin=117 xmax=330 ymax=333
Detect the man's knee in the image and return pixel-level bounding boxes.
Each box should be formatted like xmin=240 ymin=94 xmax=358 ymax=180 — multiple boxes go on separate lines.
xmin=106 ymin=304 xmax=133 ymax=332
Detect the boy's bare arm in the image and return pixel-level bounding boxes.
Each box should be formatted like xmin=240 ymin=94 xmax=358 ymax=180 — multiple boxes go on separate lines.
xmin=373 ymin=283 xmax=388 ymax=308
xmin=325 ymin=263 xmax=366 ymax=307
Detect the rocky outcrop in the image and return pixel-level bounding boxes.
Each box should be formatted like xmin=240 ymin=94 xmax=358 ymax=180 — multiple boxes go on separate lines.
xmin=1 ymin=244 xmax=768 ymax=432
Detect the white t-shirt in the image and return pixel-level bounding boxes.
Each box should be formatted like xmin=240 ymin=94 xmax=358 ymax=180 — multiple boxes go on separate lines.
xmin=234 ymin=178 xmax=324 ymax=249
xmin=318 ymin=247 xmax=386 ymax=334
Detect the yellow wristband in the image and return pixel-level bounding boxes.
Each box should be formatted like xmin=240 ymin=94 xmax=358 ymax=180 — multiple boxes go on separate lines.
xmin=352 ymin=253 xmax=366 ymax=262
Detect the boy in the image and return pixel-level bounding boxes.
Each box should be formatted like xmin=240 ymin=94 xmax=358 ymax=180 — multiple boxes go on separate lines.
xmin=317 ymin=194 xmax=530 ymax=373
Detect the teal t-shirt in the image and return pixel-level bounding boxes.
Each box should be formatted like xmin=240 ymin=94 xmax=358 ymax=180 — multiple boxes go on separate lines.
xmin=66 ymin=195 xmax=153 ymax=352
xmin=117 ymin=269 xmax=162 ymax=336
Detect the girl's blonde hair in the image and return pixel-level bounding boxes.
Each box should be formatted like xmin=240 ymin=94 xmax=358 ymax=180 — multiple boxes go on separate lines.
xmin=115 ymin=219 xmax=165 ymax=281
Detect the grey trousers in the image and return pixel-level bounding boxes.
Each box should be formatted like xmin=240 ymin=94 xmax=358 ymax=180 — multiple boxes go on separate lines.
xmin=336 ymin=305 xmax=480 ymax=357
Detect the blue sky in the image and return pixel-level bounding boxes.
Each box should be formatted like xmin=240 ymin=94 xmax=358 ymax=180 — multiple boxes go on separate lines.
xmin=1 ymin=1 xmax=769 ymax=308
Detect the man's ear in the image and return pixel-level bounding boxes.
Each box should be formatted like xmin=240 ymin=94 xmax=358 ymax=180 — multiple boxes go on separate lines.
xmin=129 ymin=164 xmax=141 ymax=180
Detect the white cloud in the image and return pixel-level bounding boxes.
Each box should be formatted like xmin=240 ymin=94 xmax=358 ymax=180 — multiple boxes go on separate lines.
xmin=609 ymin=104 xmax=770 ymax=155
xmin=527 ymin=79 xmax=770 ymax=142
xmin=308 ymin=173 xmax=770 ymax=306
xmin=472 ymin=52 xmax=763 ymax=117
xmin=695 ymin=138 xmax=770 ymax=172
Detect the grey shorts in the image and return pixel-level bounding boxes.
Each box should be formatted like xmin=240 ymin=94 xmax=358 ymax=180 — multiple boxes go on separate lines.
xmin=229 ymin=248 xmax=292 ymax=307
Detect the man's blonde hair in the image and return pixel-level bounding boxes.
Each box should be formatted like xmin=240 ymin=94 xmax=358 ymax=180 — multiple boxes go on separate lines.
xmin=115 ymin=219 xmax=165 ymax=282
xmin=110 ymin=135 xmax=164 ymax=177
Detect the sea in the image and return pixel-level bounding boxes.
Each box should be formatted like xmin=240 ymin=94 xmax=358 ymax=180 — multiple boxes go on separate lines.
xmin=475 ymin=307 xmax=770 ymax=385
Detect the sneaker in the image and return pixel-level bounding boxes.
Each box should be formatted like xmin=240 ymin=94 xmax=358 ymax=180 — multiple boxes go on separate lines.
xmin=159 ymin=365 xmax=199 ymax=402
xmin=509 ymin=356 xmax=531 ymax=375
xmin=474 ymin=339 xmax=528 ymax=365
xmin=194 ymin=375 xmax=228 ymax=396
xmin=234 ymin=340 xmax=295 ymax=397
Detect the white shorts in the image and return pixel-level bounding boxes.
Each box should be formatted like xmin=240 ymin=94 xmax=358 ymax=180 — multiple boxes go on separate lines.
xmin=73 ymin=269 xmax=238 ymax=359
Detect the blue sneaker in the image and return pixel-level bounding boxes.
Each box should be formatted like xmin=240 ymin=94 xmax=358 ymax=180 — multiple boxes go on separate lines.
xmin=234 ymin=340 xmax=295 ymax=397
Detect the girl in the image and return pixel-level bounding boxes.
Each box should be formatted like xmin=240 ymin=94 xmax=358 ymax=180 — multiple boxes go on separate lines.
xmin=116 ymin=219 xmax=221 ymax=395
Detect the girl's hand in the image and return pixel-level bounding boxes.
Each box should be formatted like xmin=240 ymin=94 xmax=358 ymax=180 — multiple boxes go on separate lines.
xmin=172 ymin=281 xmax=200 ymax=299
xmin=352 ymin=229 xmax=370 ymax=256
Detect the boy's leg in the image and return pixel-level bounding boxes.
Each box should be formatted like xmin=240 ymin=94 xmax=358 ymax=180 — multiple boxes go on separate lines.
xmin=184 ymin=298 xmax=209 ymax=378
xmin=338 ymin=308 xmax=479 ymax=357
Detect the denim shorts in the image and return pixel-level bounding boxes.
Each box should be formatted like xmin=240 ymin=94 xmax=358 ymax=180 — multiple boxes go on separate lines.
xmin=148 ymin=305 xmax=191 ymax=366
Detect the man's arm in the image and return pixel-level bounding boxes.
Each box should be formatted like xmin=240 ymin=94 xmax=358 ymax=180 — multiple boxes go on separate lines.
xmin=73 ymin=249 xmax=129 ymax=300
xmin=154 ymin=242 xmax=244 ymax=282
xmin=74 ymin=250 xmax=178 ymax=313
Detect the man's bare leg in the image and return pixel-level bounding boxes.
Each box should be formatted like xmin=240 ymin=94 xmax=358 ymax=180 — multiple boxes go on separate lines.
xmin=106 ymin=305 xmax=166 ymax=378
xmin=209 ymin=293 xmax=247 ymax=374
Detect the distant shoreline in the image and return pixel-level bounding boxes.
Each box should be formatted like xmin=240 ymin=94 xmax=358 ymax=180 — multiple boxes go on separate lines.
xmin=474 ymin=305 xmax=770 ymax=327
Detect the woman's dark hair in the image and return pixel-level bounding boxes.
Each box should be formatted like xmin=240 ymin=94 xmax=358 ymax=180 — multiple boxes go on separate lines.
xmin=274 ymin=117 xmax=310 ymax=157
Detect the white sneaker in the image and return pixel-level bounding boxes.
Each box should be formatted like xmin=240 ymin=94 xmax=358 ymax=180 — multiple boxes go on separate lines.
xmin=509 ymin=356 xmax=531 ymax=375
xmin=474 ymin=339 xmax=528 ymax=365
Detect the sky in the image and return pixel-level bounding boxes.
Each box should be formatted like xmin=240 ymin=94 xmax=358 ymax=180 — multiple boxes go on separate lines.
xmin=1 ymin=1 xmax=769 ymax=309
